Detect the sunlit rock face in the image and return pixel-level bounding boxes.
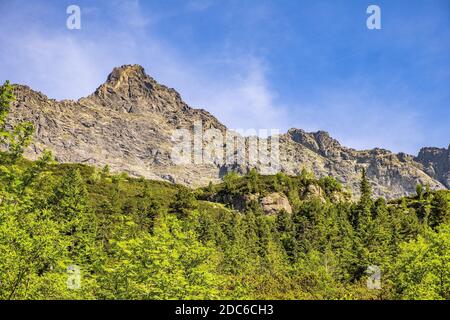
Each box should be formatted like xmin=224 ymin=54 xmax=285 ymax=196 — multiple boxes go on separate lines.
xmin=8 ymin=64 xmax=449 ymax=198
xmin=416 ymin=146 xmax=450 ymax=189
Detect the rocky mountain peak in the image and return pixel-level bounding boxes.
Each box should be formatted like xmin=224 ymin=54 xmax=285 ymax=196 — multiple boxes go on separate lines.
xmin=80 ymin=64 xmax=186 ymax=114
xmin=286 ymin=128 xmax=341 ymax=156
xmin=12 ymin=84 xmax=52 ymax=103
xmin=88 ymin=64 xmax=154 ymax=106
xmin=102 ymin=64 xmax=154 ymax=93
xmin=106 ymin=64 xmax=148 ymax=84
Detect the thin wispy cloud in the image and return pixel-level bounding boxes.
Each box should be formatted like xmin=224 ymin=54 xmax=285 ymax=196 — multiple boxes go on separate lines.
xmin=186 ymin=0 xmax=214 ymax=12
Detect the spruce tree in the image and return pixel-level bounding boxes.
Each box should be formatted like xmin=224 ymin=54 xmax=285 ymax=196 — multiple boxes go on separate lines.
xmin=429 ymin=192 xmax=449 ymax=229
xmin=52 ymin=168 xmax=88 ymax=229
xmin=170 ymin=187 xmax=197 ymax=218
xmin=416 ymin=184 xmax=424 ymax=200
xmin=360 ymin=168 xmax=372 ymax=206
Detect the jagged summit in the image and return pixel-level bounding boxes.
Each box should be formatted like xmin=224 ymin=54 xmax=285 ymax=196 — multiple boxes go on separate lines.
xmin=107 ymin=64 xmax=147 ymax=81
xmin=100 ymin=64 xmax=155 ymax=94
xmin=81 ymin=64 xmax=187 ymax=114
xmin=286 ymin=128 xmax=342 ymax=157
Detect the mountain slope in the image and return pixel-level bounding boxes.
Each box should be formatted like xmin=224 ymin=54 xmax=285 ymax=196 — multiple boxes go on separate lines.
xmin=8 ymin=64 xmax=449 ymax=198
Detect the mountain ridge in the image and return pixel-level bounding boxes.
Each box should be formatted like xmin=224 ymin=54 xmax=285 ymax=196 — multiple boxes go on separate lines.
xmin=7 ymin=64 xmax=449 ymax=198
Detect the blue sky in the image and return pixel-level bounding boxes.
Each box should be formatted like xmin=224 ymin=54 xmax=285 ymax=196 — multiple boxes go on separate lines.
xmin=0 ymin=0 xmax=449 ymax=154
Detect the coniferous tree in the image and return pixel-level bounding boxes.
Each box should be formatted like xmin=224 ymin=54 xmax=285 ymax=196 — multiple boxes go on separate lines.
xmin=395 ymin=224 xmax=450 ymax=299
xmin=50 ymin=168 xmax=99 ymax=278
xmin=247 ymin=168 xmax=259 ymax=193
xmin=170 ymin=186 xmax=197 ymax=218
xmin=51 ymin=168 xmax=89 ymax=232
xmin=429 ymin=192 xmax=449 ymax=229
xmin=360 ymin=168 xmax=372 ymax=207
xmin=416 ymin=184 xmax=424 ymax=200
xmin=276 ymin=209 xmax=296 ymax=258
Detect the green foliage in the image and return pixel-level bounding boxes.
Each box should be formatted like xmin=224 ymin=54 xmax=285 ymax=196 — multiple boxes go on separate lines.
xmin=416 ymin=184 xmax=424 ymax=200
xmin=0 ymin=152 xmax=449 ymax=300
xmin=0 ymin=80 xmax=15 ymax=130
xmin=0 ymin=81 xmax=34 ymax=163
xmin=429 ymin=191 xmax=449 ymax=229
xmin=223 ymin=171 xmax=240 ymax=192
xmin=395 ymin=224 xmax=450 ymax=299
xmin=99 ymin=214 xmax=223 ymax=299
xmin=360 ymin=168 xmax=372 ymax=206
xmin=319 ymin=176 xmax=343 ymax=196
xmin=1 ymin=81 xmax=450 ymax=300
xmin=247 ymin=168 xmax=259 ymax=193
xmin=170 ymin=186 xmax=198 ymax=218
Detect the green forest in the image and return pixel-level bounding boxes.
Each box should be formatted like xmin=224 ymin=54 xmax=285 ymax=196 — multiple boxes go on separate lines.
xmin=0 ymin=81 xmax=449 ymax=300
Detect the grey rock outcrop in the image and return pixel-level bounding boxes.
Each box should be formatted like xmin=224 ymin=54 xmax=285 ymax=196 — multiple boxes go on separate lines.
xmin=260 ymin=193 xmax=292 ymax=215
xmin=415 ymin=146 xmax=450 ymax=189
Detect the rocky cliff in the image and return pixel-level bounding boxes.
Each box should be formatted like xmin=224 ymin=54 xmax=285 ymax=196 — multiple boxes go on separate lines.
xmin=415 ymin=146 xmax=450 ymax=189
xmin=7 ymin=64 xmax=449 ymax=198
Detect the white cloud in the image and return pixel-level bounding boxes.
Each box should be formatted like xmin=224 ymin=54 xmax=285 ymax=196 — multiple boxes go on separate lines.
xmin=186 ymin=58 xmax=289 ymax=132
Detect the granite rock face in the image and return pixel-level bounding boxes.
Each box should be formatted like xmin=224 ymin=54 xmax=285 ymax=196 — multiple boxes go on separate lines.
xmin=260 ymin=193 xmax=292 ymax=215
xmin=8 ymin=64 xmax=449 ymax=198
xmin=415 ymin=146 xmax=450 ymax=189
